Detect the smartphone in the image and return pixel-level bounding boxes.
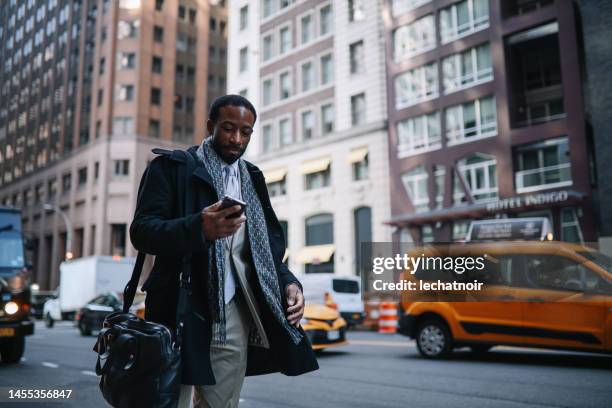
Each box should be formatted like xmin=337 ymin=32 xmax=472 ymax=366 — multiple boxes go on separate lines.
xmin=220 ymin=195 xmax=247 ymax=219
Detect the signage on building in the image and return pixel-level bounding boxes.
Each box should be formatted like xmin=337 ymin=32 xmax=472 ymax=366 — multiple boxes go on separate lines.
xmin=485 ymin=190 xmax=571 ymax=213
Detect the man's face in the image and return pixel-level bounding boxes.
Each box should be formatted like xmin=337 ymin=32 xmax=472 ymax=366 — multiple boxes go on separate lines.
xmin=207 ymin=105 xmax=255 ymax=164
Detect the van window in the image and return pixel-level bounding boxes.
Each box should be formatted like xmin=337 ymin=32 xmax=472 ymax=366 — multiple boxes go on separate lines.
xmin=332 ymin=279 xmax=359 ymax=294
xmin=521 ymin=255 xmax=588 ymax=292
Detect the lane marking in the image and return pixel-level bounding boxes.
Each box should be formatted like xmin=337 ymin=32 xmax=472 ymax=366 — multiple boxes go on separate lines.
xmin=42 ymin=362 xmax=59 ymax=368
xmin=348 ymin=339 xmax=414 ymax=347
xmin=81 ymin=370 xmax=98 ymax=377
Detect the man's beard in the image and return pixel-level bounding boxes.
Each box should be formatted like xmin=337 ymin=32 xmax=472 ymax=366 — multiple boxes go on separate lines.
xmin=212 ymin=138 xmax=246 ymax=164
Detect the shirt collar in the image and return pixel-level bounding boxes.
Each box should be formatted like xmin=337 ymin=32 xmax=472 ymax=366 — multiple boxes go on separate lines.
xmin=221 ymin=158 xmax=240 ymax=176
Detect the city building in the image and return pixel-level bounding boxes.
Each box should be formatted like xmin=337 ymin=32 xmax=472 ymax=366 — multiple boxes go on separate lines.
xmin=227 ymin=0 xmax=392 ymax=276
xmin=0 ymin=0 xmax=227 ymax=289
xmin=383 ymin=0 xmax=597 ymax=244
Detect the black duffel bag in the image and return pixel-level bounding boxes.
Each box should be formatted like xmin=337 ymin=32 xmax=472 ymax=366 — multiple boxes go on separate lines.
xmin=93 ymin=149 xmax=196 ymax=407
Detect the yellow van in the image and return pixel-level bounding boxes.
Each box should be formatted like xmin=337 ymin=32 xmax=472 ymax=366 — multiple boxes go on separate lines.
xmin=301 ymin=304 xmax=348 ymax=350
xmin=397 ymin=241 xmax=612 ymax=358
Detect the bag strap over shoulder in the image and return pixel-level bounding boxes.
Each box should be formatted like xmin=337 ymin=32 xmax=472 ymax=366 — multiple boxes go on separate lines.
xmin=122 ymin=148 xmax=197 ymax=316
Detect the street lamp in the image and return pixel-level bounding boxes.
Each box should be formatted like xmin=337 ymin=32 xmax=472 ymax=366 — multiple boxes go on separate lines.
xmin=43 ymin=203 xmax=73 ymax=261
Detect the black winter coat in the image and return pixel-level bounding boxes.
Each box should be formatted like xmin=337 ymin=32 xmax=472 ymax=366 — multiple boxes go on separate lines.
xmin=129 ymin=146 xmax=319 ymax=385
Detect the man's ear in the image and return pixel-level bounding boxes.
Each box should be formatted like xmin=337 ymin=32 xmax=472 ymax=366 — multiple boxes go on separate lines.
xmin=206 ymin=119 xmax=214 ymax=136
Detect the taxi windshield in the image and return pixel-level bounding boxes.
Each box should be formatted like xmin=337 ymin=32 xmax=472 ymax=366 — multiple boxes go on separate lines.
xmin=578 ymin=251 xmax=612 ymax=273
xmin=0 ymin=234 xmax=25 ymax=269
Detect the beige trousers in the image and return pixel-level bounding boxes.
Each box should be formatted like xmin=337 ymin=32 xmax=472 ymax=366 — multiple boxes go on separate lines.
xmin=178 ymin=293 xmax=251 ymax=408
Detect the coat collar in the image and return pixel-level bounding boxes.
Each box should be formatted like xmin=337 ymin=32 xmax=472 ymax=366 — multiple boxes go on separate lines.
xmin=188 ymin=145 xmax=263 ymax=187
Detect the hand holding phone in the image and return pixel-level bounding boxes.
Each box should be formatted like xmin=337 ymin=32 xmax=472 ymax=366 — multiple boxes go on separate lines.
xmin=220 ymin=195 xmax=247 ymax=219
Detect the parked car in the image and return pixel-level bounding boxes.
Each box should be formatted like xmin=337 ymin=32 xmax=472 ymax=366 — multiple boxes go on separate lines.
xmin=301 ymin=304 xmax=348 ymax=350
xmin=300 ymin=274 xmax=365 ymax=327
xmin=75 ymin=292 xmax=145 ymax=336
xmin=398 ymin=241 xmax=612 ymax=358
xmin=30 ymin=290 xmax=57 ymax=320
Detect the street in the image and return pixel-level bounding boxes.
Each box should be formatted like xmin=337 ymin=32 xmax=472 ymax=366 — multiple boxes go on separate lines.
xmin=0 ymin=321 xmax=610 ymax=408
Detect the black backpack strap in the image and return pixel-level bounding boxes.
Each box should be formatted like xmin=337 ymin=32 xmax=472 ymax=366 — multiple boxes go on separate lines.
xmin=122 ymin=147 xmax=197 ymax=315
xmin=173 ymin=149 xmax=197 ymax=347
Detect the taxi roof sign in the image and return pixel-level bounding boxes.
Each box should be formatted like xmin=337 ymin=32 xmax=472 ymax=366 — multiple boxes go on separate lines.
xmin=466 ymin=217 xmax=552 ymax=242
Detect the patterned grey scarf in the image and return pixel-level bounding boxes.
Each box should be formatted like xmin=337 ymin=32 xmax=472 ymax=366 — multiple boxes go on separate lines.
xmin=196 ymin=138 xmax=302 ymax=345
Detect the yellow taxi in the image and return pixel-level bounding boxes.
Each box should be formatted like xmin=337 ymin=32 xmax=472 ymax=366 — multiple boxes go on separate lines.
xmin=397 ymin=240 xmax=612 ymax=358
xmin=301 ymin=304 xmax=348 ymax=350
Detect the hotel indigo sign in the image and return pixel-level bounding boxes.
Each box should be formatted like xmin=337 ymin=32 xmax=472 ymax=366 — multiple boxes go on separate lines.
xmin=485 ymin=190 xmax=570 ymax=212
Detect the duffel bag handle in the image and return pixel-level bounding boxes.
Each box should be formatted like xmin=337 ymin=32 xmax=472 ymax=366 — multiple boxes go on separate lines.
xmin=122 ymin=252 xmax=147 ymax=314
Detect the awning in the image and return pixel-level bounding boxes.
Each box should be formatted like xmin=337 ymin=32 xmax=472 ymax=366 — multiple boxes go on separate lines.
xmin=263 ymin=167 xmax=287 ymax=183
xmin=346 ymin=146 xmax=368 ymax=164
xmin=296 ymin=244 xmax=335 ymax=264
xmin=299 ymin=157 xmax=331 ymax=175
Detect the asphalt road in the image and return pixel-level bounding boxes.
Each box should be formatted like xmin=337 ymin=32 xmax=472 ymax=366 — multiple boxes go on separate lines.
xmin=0 ymin=321 xmax=610 ymax=407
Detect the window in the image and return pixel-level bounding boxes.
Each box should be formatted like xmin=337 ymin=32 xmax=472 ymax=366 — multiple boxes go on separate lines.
xmin=117 ymin=85 xmax=134 ymax=101
xmin=149 ymin=119 xmax=160 ymax=138
xmin=262 ymin=124 xmax=274 ymax=152
xmin=262 ymin=34 xmax=274 ymax=61
xmin=353 ymin=154 xmax=368 ymax=181
xmin=118 ymin=52 xmax=136 ymax=69
xmin=239 ymin=47 xmax=248 ymax=72
xmin=306 ymin=214 xmax=333 ymax=245
xmin=117 ymin=20 xmax=139 ymax=39
xmin=239 ymin=89 xmax=248 ymax=98
xmin=354 ymin=207 xmax=372 ymax=274
xmin=114 ymin=159 xmax=129 ymax=176
xmin=397 ymin=112 xmax=441 ymax=156
xmin=240 ymin=5 xmax=248 ymax=30
xmin=401 ymin=165 xmax=429 ymax=212
xmin=210 ymin=17 xmax=217 ymax=31
xmin=110 ymin=224 xmax=127 ymax=256
xmin=279 ymin=118 xmax=292 ymax=146
xmin=454 ymin=153 xmax=498 ymax=203
xmin=561 ymin=208 xmax=583 ymax=243
xmin=434 ymin=165 xmax=445 ymax=208
xmin=304 ymin=214 xmax=334 ymax=272
xmin=395 ymin=62 xmax=438 ymax=108
xmin=99 ymin=57 xmax=106 ymax=75
xmin=48 ymin=178 xmax=57 ymax=198
xmin=393 ymin=14 xmax=435 ymax=61
xmin=440 ymin=0 xmax=489 ymax=44
xmin=351 ymin=93 xmax=366 ymax=125
xmin=153 ymin=25 xmax=164 ymax=43
xmin=113 ymin=117 xmax=134 ymax=134
xmin=280 ymin=26 xmax=291 ymax=54
xmin=319 ymin=4 xmax=332 ymax=36
xmin=279 ymin=71 xmax=291 ymax=99
xmin=301 ymin=110 xmax=314 ymax=140
xmin=445 ymin=96 xmax=496 ymax=144
xmin=349 ymin=40 xmax=365 ymax=74
xmin=301 ymin=62 xmax=314 ymax=92
xmin=443 ymin=43 xmax=492 ymax=93
xmin=152 ymin=56 xmax=162 ymax=73
xmin=305 ymin=168 xmax=331 ymax=190
xmin=176 ymin=64 xmax=185 ymax=81
xmin=392 ymin=0 xmax=431 ymax=17
xmin=502 ymin=0 xmax=554 ymax=18
xmin=514 ymin=137 xmax=571 ymax=193
xmin=263 ymin=78 xmax=273 ymax=106
xmin=178 ymin=5 xmax=186 ymax=20
xmin=78 ymin=167 xmax=87 ymax=187
xmin=97 ymin=89 xmax=104 ymax=106
xmin=267 ymin=179 xmax=286 ymax=197
xmin=349 ymin=0 xmax=365 ymax=22
xmin=263 ymin=0 xmax=274 ymax=18
xmin=189 ymin=8 xmax=196 ymax=24
xmin=321 ymin=103 xmax=334 ymax=135
xmin=301 ymin=14 xmax=313 ymax=45
xmin=155 ymin=0 xmax=163 ymax=11
xmin=62 ymin=173 xmax=71 ymax=194
xmin=320 ymin=53 xmax=333 ymax=85
xmin=151 ymin=87 xmax=161 ymax=105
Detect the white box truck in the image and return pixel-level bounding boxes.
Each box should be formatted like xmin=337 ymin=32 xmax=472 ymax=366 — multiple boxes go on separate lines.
xmin=43 ymin=256 xmax=135 ymax=327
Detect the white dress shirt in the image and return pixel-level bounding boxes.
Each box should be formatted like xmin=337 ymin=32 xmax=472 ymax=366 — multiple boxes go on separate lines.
xmin=221 ymin=160 xmax=240 ymax=304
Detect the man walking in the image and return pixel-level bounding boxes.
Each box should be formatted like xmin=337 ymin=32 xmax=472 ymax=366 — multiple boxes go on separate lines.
xmin=130 ymin=95 xmax=318 ymax=407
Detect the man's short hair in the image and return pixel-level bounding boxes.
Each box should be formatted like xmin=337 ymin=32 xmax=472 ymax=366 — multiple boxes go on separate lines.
xmin=208 ymin=94 xmax=257 ymax=123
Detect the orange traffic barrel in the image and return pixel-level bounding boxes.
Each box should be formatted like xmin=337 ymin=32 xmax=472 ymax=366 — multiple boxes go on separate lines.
xmin=363 ymin=300 xmax=381 ymax=330
xmin=378 ymin=302 xmax=398 ymax=334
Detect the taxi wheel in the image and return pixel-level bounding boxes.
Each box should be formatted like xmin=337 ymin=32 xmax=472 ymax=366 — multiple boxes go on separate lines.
xmin=416 ymin=319 xmax=452 ymax=359
xmin=0 ymin=336 xmax=25 ymax=364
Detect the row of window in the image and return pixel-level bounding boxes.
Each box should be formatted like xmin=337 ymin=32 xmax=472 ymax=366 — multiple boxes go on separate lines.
xmin=401 ymin=136 xmax=572 ymax=213
xmin=393 ymin=0 xmax=489 ymax=62
xmin=261 ymin=52 xmax=334 ymax=106
xmin=394 ymin=42 xmax=492 ymax=108
xmin=265 ymin=151 xmax=369 ymax=199
xmin=260 ymin=2 xmax=333 ymax=63
xmin=397 ymin=95 xmax=497 ymax=156
xmin=1 ymin=159 xmax=132 ymax=208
